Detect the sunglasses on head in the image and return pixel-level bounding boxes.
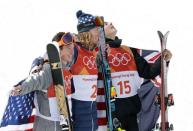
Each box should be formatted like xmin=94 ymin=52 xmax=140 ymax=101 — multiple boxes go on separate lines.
xmin=58 ymin=32 xmax=74 ymax=46
xmin=94 ymin=16 xmax=104 ymax=26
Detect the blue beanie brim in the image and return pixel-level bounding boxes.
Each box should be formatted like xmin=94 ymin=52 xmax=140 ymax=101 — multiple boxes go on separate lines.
xmin=77 ymin=22 xmax=97 ymax=33
xmin=76 ymin=10 xmax=97 ymax=32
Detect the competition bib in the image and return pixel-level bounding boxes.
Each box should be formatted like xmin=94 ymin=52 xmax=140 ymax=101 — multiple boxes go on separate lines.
xmin=111 ymin=71 xmax=142 ymax=98
xmin=72 ymin=75 xmax=98 ymax=101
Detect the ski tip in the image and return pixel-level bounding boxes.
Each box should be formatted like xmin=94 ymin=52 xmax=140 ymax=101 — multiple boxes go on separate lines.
xmin=47 ymin=43 xmax=60 ymax=51
xmin=157 ymin=30 xmax=163 ymax=37
xmin=157 ymin=30 xmax=161 ymax=34
xmin=165 ymin=31 xmax=170 ymax=37
xmin=157 ymin=31 xmax=163 ymax=42
xmin=47 ymin=43 xmax=55 ymax=46
xmin=157 ymin=30 xmax=170 ymax=42
xmin=157 ymin=30 xmax=170 ymax=37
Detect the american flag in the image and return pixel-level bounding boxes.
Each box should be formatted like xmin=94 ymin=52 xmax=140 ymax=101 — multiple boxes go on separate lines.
xmin=0 ymin=57 xmax=43 ymax=131
xmin=0 ymin=92 xmax=35 ymax=131
xmin=97 ymin=47 xmax=161 ymax=131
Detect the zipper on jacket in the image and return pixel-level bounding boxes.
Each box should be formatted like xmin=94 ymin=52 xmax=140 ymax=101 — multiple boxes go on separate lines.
xmin=91 ymin=101 xmax=94 ymax=131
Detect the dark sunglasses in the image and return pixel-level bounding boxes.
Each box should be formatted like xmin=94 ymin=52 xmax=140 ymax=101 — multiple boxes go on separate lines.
xmin=59 ymin=32 xmax=74 ymax=46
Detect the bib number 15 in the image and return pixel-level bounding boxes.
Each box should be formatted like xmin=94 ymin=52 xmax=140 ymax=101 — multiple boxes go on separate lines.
xmin=117 ymin=80 xmax=131 ymax=95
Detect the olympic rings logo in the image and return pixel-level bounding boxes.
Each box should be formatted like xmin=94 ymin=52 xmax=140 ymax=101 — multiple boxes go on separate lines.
xmin=83 ymin=56 xmax=97 ymax=69
xmin=108 ymin=53 xmax=131 ymax=66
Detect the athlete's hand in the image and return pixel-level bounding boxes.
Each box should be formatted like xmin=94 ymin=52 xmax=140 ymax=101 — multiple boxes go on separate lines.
xmin=162 ymin=49 xmax=172 ymax=62
xmin=10 ymin=85 xmax=22 ymax=96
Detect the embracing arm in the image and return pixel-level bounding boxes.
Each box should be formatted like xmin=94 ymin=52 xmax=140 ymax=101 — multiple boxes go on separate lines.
xmin=130 ymin=47 xmax=161 ymax=79
xmin=11 ymin=63 xmax=53 ymax=96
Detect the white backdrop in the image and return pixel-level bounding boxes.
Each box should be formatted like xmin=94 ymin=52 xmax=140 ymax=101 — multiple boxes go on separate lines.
xmin=0 ymin=0 xmax=193 ymax=130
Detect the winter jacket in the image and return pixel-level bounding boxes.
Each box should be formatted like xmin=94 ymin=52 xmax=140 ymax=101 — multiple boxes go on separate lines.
xmin=20 ymin=56 xmax=73 ymax=131
xmin=70 ymin=44 xmax=98 ymax=131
